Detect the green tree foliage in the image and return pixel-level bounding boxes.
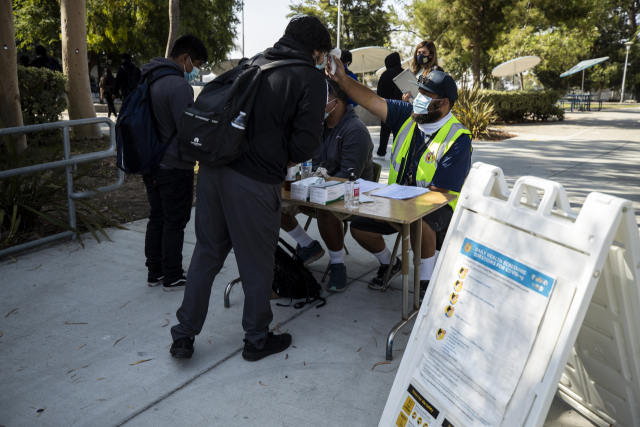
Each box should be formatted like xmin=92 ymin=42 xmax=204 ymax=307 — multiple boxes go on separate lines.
xmin=14 ymin=0 xmax=240 ymax=66
xmin=13 ymin=0 xmax=62 ymax=58
xmin=288 ymin=0 xmax=391 ymax=50
xmin=407 ymin=0 xmax=605 ymax=89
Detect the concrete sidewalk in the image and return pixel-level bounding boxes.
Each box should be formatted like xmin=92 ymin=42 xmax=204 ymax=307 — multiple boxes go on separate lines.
xmin=4 ymin=108 xmax=638 ymax=426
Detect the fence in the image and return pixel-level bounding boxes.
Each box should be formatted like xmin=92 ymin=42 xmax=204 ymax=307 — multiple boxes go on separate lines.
xmin=0 ymin=118 xmax=124 ymax=259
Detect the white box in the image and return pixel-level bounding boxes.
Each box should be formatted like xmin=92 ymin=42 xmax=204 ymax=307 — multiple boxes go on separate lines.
xmin=291 ymin=177 xmax=325 ymax=201
xmin=310 ymin=181 xmax=345 ymax=205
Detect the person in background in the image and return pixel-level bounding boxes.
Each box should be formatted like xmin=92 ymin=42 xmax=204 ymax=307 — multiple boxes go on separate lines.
xmin=328 ymin=57 xmax=472 ymax=302
xmin=403 ymin=40 xmax=443 ymax=102
xmin=139 ymin=35 xmax=208 ymax=293
xmin=30 ymin=45 xmax=61 ymax=72
xmin=375 ymin=52 xmax=404 ymax=159
xmin=340 ymin=49 xmax=359 ymax=107
xmin=170 ymin=16 xmax=331 ymax=362
xmin=114 ymin=53 xmax=142 ymax=100
xmin=19 ymin=55 xmax=30 ymax=67
xmin=280 ymin=79 xmax=374 ymax=292
xmin=99 ymin=68 xmax=117 ymax=118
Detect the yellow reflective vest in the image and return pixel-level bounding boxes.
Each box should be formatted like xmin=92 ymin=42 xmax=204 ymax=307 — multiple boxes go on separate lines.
xmin=387 ymin=115 xmax=472 ymax=211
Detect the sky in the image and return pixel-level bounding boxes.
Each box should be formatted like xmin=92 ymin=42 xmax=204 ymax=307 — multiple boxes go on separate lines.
xmin=228 ymin=0 xmax=293 ymax=59
xmin=228 ymin=0 xmax=399 ymax=60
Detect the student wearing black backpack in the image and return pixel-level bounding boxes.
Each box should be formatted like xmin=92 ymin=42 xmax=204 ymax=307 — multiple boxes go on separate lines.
xmin=170 ymin=16 xmax=331 ymax=362
xmin=138 ymin=36 xmax=207 ymax=292
xmin=114 ymin=53 xmax=142 ymax=99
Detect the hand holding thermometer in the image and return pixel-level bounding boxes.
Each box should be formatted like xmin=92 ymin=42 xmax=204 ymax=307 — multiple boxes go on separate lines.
xmin=327 ymin=48 xmax=341 ymax=76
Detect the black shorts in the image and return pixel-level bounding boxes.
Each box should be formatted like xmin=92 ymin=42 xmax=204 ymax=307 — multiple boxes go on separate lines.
xmin=350 ymin=204 xmax=454 ymax=251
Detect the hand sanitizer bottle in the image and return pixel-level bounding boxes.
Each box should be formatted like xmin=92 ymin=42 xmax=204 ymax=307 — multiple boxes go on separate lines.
xmin=346 ymin=170 xmax=359 ymax=209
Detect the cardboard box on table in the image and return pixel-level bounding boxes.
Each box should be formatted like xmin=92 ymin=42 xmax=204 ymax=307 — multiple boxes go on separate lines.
xmin=379 ymin=162 xmax=640 ymax=427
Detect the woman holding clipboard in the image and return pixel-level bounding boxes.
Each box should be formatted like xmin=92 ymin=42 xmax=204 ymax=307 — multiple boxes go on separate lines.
xmin=402 ymin=41 xmax=444 ymax=102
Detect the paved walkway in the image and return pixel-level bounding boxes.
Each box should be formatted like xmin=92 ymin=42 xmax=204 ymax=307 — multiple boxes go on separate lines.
xmin=3 ymin=108 xmax=639 ymax=426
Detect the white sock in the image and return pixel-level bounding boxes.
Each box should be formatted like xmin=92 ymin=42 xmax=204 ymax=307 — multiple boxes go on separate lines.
xmin=287 ymin=224 xmax=315 ymax=248
xmin=420 ymin=255 xmax=436 ymax=281
xmin=373 ymin=247 xmax=392 ymax=265
xmin=328 ymin=249 xmax=344 ymax=264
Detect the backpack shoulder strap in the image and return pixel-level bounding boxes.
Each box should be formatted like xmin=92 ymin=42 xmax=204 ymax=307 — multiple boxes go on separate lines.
xmin=147 ymin=68 xmax=183 ymax=85
xmin=258 ymin=58 xmax=315 ymax=71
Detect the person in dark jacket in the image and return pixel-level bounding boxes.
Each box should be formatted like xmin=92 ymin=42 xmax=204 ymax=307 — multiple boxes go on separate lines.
xmin=375 ymin=52 xmax=404 ymax=158
xmin=30 ymin=45 xmax=61 ymax=71
xmin=170 ymin=16 xmax=331 ymax=361
xmin=99 ymin=68 xmax=117 ymax=118
xmin=139 ymin=35 xmax=207 ymax=295
xmin=280 ymin=79 xmax=374 ymax=292
xmin=114 ymin=53 xmax=142 ymax=99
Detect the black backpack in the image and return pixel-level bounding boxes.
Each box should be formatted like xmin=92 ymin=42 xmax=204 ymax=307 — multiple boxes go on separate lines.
xmin=115 ymin=68 xmax=183 ymax=174
xmin=273 ymin=238 xmax=326 ymax=309
xmin=176 ymin=55 xmax=314 ymax=167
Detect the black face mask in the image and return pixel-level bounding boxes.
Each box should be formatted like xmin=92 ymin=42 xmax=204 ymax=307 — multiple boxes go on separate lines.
xmin=417 ymin=54 xmax=431 ymax=65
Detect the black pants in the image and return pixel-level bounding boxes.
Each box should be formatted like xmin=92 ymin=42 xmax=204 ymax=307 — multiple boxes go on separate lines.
xmin=143 ymin=167 xmax=194 ymax=283
xmin=377 ymin=121 xmax=395 ymax=156
xmin=104 ymin=91 xmax=117 ymax=118
xmin=171 ymin=165 xmax=281 ymax=349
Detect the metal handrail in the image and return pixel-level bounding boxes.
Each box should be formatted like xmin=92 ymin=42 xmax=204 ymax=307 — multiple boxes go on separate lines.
xmin=0 ymin=118 xmax=124 ymax=258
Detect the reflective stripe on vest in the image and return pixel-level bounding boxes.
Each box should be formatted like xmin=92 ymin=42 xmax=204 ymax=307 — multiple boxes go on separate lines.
xmin=389 ymin=119 xmax=415 ymax=173
xmin=388 ymin=115 xmax=471 ymax=211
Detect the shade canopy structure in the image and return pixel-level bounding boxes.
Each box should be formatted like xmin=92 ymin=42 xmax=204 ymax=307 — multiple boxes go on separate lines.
xmin=375 ymin=57 xmax=444 ymax=76
xmin=560 ymin=57 xmax=609 ymax=92
xmin=492 ymin=56 xmax=541 ymax=78
xmin=560 ymin=57 xmax=609 ymax=77
xmin=350 ymin=47 xmax=393 ymax=75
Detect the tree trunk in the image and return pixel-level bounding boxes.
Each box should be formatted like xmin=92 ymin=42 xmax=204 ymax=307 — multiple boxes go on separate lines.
xmin=61 ymin=0 xmax=101 ymax=139
xmin=165 ymin=0 xmax=181 ymax=58
xmin=472 ymin=5 xmax=485 ymax=84
xmin=0 ymin=1 xmax=27 ymax=152
xmin=628 ymin=1 xmax=638 ymax=36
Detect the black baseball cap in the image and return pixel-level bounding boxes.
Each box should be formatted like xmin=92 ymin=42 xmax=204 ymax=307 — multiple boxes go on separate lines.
xmin=410 ymin=70 xmax=458 ymax=104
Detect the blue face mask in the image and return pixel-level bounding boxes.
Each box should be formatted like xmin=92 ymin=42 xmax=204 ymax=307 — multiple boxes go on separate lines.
xmin=413 ymin=93 xmax=432 ymax=115
xmin=184 ymin=56 xmax=199 ymax=82
xmin=316 ymin=54 xmax=326 ymax=70
xmin=417 ymin=54 xmax=431 ymax=65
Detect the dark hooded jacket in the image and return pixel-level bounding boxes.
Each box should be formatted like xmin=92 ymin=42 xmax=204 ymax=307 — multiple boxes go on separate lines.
xmin=227 ymin=37 xmax=327 ymax=184
xmin=114 ymin=60 xmax=142 ymax=99
xmin=312 ymin=105 xmax=374 ymax=181
xmin=377 ymin=52 xmax=404 ymax=100
xmin=141 ymin=57 xmax=195 ymax=170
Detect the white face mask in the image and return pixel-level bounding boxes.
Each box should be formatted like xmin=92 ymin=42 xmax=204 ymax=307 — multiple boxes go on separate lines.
xmin=324 ymin=99 xmax=337 ymax=120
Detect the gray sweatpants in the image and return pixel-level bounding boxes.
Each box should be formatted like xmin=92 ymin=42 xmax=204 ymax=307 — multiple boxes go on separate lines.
xmin=170 ymin=165 xmax=281 ymax=349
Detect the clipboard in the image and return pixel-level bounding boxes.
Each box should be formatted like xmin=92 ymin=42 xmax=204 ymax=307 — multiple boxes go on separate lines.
xmin=393 ymin=68 xmax=418 ymax=97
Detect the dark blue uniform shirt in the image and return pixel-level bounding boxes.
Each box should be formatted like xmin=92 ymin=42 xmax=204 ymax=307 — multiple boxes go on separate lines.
xmin=385 ymin=99 xmax=472 ymax=191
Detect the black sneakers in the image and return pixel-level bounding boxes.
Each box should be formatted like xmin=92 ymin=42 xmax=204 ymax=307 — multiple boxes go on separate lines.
xmin=242 ymin=332 xmax=292 ymax=362
xmin=419 ymin=280 xmax=430 ymax=302
xmin=170 ymin=336 xmax=194 ymax=358
xmin=163 ymin=275 xmax=187 ymax=292
xmin=147 ymin=275 xmax=164 ymax=287
xmin=368 ymin=258 xmax=402 ymax=290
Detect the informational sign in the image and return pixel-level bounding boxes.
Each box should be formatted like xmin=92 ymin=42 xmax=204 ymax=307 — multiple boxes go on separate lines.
xmin=390 ymin=238 xmax=556 ymax=427
xmin=380 ymin=163 xmax=640 ymax=427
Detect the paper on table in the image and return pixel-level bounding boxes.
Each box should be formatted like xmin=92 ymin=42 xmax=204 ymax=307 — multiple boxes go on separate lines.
xmin=371 ymin=183 xmax=430 ymax=200
xmin=356 ymin=179 xmax=387 ymax=194
xmin=359 ymin=194 xmax=375 ymax=203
